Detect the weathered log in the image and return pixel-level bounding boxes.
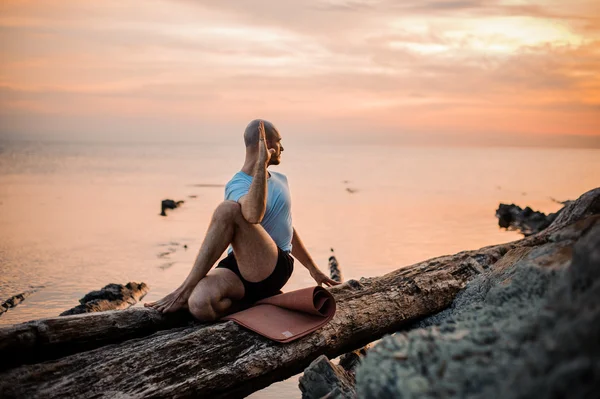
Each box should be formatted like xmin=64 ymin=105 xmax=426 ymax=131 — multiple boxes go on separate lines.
xmin=0 ymin=188 xmax=597 ymax=399
xmin=0 ymin=307 xmax=196 ymax=371
xmin=0 ymin=245 xmax=505 ymax=398
xmin=60 ymin=282 xmax=149 ymax=316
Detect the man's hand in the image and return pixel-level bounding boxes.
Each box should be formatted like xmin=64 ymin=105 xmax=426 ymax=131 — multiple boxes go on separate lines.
xmin=258 ymin=120 xmax=276 ymax=165
xmin=310 ymin=269 xmax=341 ymax=287
xmin=144 ymin=285 xmax=192 ymax=313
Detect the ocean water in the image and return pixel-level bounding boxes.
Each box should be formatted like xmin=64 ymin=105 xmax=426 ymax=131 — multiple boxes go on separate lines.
xmin=0 ymin=139 xmax=598 ymax=397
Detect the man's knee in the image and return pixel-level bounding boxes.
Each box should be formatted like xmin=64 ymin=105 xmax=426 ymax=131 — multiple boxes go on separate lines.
xmin=188 ymin=295 xmax=218 ymax=322
xmin=212 ymin=201 xmax=242 ymax=224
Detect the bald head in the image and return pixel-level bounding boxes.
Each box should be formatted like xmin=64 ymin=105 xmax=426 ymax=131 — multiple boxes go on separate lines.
xmin=244 ymin=119 xmax=279 ymax=148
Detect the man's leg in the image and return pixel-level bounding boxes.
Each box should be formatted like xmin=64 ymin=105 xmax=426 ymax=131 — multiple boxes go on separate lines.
xmin=186 ymin=203 xmax=281 ymax=319
xmin=145 ymin=200 xmax=279 ymax=314
xmin=193 ymin=200 xmax=280 ymax=284
xmin=187 ymin=268 xmax=245 ymax=321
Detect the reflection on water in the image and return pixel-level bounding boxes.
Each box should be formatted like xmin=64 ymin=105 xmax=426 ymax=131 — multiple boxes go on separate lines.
xmin=0 ymin=140 xmax=598 ymax=397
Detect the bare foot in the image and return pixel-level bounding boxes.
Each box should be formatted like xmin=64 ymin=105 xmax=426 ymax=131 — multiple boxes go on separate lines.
xmin=144 ymin=287 xmax=191 ymax=313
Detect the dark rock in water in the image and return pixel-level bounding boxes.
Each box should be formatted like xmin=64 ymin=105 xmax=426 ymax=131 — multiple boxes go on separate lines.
xmin=496 ymin=203 xmax=563 ymax=236
xmin=328 ymin=249 xmax=343 ymax=284
xmin=60 ymin=282 xmax=149 ymax=316
xmin=160 ymin=199 xmax=184 ymax=216
xmin=0 ymin=289 xmax=38 ymax=316
xmin=356 ymin=219 xmax=600 ymax=399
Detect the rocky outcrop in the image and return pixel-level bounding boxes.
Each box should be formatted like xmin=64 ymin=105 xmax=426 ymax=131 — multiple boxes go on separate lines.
xmin=160 ymin=199 xmax=184 ymax=216
xmin=357 ymin=215 xmax=600 ymax=398
xmin=60 ymin=282 xmax=149 ymax=316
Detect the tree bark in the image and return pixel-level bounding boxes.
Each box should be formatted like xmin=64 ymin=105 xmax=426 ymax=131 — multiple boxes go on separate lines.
xmin=0 ymin=188 xmax=597 ymax=399
xmin=0 ymin=307 xmax=197 ymax=371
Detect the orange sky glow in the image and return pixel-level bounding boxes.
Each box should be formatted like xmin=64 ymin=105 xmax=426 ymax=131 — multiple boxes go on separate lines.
xmin=0 ymin=0 xmax=599 ymax=146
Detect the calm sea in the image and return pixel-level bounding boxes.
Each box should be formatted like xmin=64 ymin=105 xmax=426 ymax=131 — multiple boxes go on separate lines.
xmin=1 ymin=139 xmax=598 ymax=397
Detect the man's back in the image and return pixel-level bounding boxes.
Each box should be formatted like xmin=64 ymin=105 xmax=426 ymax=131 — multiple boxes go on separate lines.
xmin=225 ymin=170 xmax=293 ymax=252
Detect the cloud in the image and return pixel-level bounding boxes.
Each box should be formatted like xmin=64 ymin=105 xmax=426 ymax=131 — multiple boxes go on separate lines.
xmin=0 ymin=0 xmax=599 ymax=144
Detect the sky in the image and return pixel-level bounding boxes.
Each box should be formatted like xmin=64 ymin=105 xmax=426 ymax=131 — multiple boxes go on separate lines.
xmin=0 ymin=0 xmax=599 ymax=146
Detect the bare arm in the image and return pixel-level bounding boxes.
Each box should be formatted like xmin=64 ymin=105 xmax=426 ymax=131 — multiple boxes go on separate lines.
xmin=238 ymin=162 xmax=268 ymax=224
xmin=239 ymin=121 xmax=274 ymax=224
xmin=292 ymin=228 xmax=340 ymax=287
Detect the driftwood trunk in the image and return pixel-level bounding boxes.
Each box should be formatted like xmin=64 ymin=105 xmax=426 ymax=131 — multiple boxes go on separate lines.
xmin=0 ymin=188 xmax=598 ymax=399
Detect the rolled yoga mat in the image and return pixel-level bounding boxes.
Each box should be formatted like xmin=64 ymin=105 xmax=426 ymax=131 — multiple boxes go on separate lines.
xmin=222 ymin=286 xmax=336 ymax=343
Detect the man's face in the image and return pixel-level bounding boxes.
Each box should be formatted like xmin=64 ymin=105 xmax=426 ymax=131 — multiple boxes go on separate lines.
xmin=266 ymin=129 xmax=284 ymax=165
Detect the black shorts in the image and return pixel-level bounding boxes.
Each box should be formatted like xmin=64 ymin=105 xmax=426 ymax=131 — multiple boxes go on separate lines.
xmin=216 ymin=247 xmax=294 ymax=302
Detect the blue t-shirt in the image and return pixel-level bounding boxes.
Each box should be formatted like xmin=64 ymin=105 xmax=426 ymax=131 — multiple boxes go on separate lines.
xmin=225 ymin=170 xmax=293 ymax=252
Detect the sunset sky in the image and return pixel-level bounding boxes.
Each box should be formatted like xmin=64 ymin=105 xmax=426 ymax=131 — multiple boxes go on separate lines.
xmin=1 ymin=0 xmax=599 ymax=146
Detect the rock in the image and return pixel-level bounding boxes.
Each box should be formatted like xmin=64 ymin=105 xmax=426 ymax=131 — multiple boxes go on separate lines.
xmin=356 ymin=218 xmax=600 ymax=399
xmin=160 ymin=199 xmax=184 ymax=216
xmin=0 ymin=289 xmax=38 ymax=316
xmin=60 ymin=282 xmax=149 ymax=316
xmin=496 ymin=203 xmax=562 ymax=236
xmin=328 ymin=249 xmax=343 ymax=284
xmin=299 ymin=355 xmax=356 ymax=399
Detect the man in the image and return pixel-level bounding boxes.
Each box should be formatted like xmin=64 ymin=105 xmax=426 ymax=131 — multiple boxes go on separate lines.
xmin=145 ymin=119 xmax=339 ymax=321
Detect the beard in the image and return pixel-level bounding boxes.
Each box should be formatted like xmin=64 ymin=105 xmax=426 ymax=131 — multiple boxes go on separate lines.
xmin=269 ymin=155 xmax=281 ymax=166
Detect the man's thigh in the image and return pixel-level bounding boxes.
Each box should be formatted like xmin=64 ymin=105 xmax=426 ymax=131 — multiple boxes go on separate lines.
xmin=231 ymin=218 xmax=279 ymax=283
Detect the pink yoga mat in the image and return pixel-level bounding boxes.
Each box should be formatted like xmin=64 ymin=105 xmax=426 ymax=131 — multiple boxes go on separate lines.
xmin=222 ymin=286 xmax=336 ymax=343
